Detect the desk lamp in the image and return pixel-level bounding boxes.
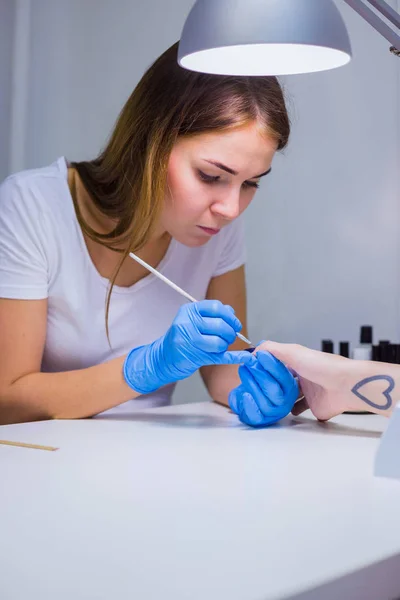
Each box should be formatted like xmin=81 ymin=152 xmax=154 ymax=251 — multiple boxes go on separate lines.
xmin=178 ymin=0 xmax=400 ymax=76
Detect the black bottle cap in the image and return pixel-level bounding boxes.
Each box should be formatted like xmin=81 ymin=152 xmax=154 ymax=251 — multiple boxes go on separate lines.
xmin=380 ymin=343 xmax=393 ymax=363
xmin=395 ymin=344 xmax=400 ymax=365
xmin=339 ymin=342 xmax=349 ymax=358
xmin=321 ymin=339 xmax=334 ymax=353
xmin=372 ymin=345 xmax=380 ymax=361
xmin=387 ymin=344 xmax=396 ymax=363
xmin=389 ymin=344 xmax=398 ymax=363
xmin=360 ymin=326 xmax=373 ymax=344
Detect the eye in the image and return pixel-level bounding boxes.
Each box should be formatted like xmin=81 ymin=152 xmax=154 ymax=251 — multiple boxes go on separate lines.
xmin=243 ymin=181 xmax=260 ymax=189
xmin=198 ymin=170 xmax=220 ymax=184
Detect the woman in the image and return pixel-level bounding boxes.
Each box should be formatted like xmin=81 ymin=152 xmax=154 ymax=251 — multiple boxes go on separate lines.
xmin=0 ymin=41 xmax=296 ymax=425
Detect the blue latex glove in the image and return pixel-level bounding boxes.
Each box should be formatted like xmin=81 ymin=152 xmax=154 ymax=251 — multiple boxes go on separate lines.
xmin=229 ymin=350 xmax=299 ymax=427
xmin=123 ymin=300 xmax=253 ymax=394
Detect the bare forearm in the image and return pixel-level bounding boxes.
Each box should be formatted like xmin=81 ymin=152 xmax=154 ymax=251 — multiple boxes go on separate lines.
xmin=201 ymin=364 xmax=241 ymax=407
xmin=347 ymin=360 xmax=400 ymax=417
xmin=0 ymin=355 xmax=139 ymax=424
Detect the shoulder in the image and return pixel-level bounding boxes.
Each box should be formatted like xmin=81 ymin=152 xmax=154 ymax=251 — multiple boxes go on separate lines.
xmin=216 ymin=214 xmax=246 ymax=253
xmin=212 ymin=215 xmax=246 ymax=277
xmin=0 ymin=157 xmax=69 ymax=218
xmin=219 ymin=215 xmax=245 ymax=240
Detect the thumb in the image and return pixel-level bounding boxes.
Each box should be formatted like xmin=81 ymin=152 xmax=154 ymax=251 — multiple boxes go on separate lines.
xmin=255 ymin=342 xmax=319 ymax=381
xmin=256 ymin=341 xmax=346 ymax=386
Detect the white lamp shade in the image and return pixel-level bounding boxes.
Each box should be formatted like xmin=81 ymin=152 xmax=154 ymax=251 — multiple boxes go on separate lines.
xmin=178 ymin=0 xmax=352 ymax=76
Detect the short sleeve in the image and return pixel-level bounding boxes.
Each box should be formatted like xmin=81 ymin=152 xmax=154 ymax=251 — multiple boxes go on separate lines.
xmin=212 ymin=215 xmax=246 ymax=277
xmin=0 ymin=176 xmax=49 ymax=299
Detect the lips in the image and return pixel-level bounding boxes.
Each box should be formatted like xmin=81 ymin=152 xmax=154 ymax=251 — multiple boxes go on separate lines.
xmin=198 ymin=226 xmax=221 ymax=236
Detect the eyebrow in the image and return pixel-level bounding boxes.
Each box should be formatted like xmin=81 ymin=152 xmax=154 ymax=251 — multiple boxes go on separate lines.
xmin=204 ymin=160 xmax=272 ymax=179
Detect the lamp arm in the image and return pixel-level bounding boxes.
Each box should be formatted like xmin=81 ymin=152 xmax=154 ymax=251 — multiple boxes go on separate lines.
xmin=344 ymin=0 xmax=400 ymax=52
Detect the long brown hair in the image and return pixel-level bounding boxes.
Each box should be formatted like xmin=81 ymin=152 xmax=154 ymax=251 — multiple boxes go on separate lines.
xmin=71 ymin=41 xmax=290 ymax=339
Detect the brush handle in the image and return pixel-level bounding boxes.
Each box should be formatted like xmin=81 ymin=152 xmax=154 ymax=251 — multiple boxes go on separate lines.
xmin=129 ymin=252 xmax=254 ymax=347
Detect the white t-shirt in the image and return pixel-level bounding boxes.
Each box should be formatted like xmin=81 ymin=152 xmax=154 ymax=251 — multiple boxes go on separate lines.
xmin=0 ymin=158 xmax=246 ymax=414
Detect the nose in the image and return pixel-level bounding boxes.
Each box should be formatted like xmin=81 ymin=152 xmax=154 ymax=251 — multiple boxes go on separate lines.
xmin=211 ymin=188 xmax=241 ymax=221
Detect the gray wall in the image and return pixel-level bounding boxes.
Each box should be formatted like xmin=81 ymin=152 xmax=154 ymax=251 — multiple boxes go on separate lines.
xmin=5 ymin=0 xmax=400 ymax=403
xmin=0 ymin=0 xmax=15 ymax=180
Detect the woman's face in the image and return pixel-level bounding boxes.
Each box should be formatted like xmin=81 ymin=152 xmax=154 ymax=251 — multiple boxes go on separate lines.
xmin=161 ymin=122 xmax=277 ymax=247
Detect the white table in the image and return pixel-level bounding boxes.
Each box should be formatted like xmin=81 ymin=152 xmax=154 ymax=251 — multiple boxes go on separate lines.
xmin=1 ymin=402 xmax=400 ymax=600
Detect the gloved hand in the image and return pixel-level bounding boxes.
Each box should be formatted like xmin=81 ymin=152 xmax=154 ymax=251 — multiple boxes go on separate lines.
xmin=123 ymin=299 xmax=253 ymax=394
xmin=229 ymin=350 xmax=299 ymax=427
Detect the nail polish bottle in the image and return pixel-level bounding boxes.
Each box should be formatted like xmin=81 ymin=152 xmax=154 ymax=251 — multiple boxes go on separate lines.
xmin=395 ymin=345 xmax=400 ymax=364
xmin=388 ymin=344 xmax=396 ymax=363
xmin=321 ymin=340 xmax=334 ymax=353
xmin=381 ymin=343 xmax=397 ymax=363
xmin=379 ymin=341 xmax=391 ymax=363
xmin=339 ymin=342 xmax=349 ymax=358
xmin=372 ymin=345 xmax=380 ymax=361
xmin=352 ymin=325 xmax=373 ymax=360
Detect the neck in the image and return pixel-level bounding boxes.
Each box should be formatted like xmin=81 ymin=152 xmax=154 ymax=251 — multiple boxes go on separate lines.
xmin=70 ymin=167 xmax=169 ymax=251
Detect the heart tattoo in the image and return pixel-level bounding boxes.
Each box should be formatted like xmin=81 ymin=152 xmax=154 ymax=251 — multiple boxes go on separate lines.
xmin=351 ymin=375 xmax=394 ymax=411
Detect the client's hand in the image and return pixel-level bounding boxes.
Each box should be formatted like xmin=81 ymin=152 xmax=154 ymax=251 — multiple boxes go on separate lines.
xmin=255 ymin=341 xmax=396 ymax=420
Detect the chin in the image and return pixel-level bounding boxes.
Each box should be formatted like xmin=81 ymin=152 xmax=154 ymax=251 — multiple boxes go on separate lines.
xmin=174 ymin=232 xmax=211 ymax=248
